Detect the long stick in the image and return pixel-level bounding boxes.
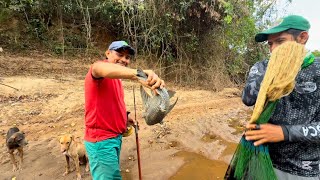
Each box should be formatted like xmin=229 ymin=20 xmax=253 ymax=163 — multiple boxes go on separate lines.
xmin=133 ymin=86 xmax=142 ymax=180
xmin=0 ymin=83 xmax=19 ymax=91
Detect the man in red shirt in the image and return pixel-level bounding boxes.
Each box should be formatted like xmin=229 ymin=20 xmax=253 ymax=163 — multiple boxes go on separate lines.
xmin=84 ymin=41 xmax=165 ymax=180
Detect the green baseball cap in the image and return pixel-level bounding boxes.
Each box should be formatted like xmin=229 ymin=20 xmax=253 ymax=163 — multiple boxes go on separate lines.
xmin=255 ymin=15 xmax=310 ymax=42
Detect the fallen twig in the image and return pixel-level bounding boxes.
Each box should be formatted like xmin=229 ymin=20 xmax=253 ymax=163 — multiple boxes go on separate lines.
xmin=0 ymin=83 xmax=19 ymax=91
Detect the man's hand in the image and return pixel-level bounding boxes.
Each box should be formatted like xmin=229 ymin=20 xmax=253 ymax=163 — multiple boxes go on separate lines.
xmin=127 ymin=115 xmax=139 ymax=129
xmin=141 ymin=70 xmax=165 ymax=91
xmin=245 ymin=123 xmax=285 ymax=146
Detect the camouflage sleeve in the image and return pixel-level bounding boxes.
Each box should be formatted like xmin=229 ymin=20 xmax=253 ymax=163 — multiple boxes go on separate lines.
xmin=283 ymin=122 xmax=320 ymax=142
xmin=242 ymin=60 xmax=268 ymax=106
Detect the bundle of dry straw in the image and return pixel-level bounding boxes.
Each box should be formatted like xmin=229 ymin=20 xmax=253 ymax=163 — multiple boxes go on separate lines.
xmin=250 ymin=41 xmax=307 ymax=123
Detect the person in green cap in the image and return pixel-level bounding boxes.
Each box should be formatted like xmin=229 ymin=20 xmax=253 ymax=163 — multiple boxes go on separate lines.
xmin=84 ymin=40 xmax=165 ymax=180
xmin=242 ymin=15 xmax=320 ymax=179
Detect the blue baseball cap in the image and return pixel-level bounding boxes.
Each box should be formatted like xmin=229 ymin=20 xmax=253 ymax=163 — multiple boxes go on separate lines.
xmin=108 ymin=41 xmax=135 ymax=55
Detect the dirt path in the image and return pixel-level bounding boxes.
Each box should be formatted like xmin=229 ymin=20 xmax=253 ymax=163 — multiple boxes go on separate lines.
xmin=0 ymin=55 xmax=251 ymax=180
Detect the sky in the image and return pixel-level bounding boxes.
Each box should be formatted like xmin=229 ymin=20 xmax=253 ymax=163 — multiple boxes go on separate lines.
xmin=277 ymin=0 xmax=319 ymax=51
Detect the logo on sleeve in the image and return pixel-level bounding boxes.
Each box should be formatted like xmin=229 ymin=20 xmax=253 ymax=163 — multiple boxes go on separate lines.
xmin=249 ymin=66 xmax=259 ymax=75
xmin=302 ymin=161 xmax=313 ymax=170
xmin=295 ymin=82 xmax=317 ymax=94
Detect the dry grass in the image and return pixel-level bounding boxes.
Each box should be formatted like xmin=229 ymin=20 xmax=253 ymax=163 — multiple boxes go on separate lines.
xmin=250 ymin=41 xmax=307 ymax=123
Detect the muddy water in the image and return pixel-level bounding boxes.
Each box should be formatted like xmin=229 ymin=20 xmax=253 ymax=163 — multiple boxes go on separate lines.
xmin=201 ymin=133 xmax=239 ymax=157
xmin=169 ymin=151 xmax=228 ymax=179
xmin=228 ymin=118 xmax=246 ymax=135
xmin=170 ymin=133 xmax=238 ymax=180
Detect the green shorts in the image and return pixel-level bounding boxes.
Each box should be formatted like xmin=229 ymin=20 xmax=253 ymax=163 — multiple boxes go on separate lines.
xmin=85 ymin=135 xmax=122 ymax=180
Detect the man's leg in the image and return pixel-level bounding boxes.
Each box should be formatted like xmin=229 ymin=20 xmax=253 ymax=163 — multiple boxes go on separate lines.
xmin=85 ymin=135 xmax=123 ymax=180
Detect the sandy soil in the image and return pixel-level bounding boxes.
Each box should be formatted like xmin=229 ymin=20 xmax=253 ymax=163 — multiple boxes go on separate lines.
xmin=0 ymin=55 xmax=251 ymax=180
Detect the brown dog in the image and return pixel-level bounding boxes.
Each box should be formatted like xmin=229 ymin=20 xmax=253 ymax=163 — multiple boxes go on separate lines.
xmin=6 ymin=127 xmax=28 ymax=172
xmin=59 ymin=134 xmax=89 ymax=180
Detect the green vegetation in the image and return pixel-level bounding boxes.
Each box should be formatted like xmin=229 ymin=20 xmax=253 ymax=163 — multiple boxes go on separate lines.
xmin=312 ymin=50 xmax=320 ymax=57
xmin=0 ymin=0 xmax=284 ymax=89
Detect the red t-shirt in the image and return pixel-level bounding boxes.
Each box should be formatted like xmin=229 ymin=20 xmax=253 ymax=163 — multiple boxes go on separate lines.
xmin=84 ymin=61 xmax=127 ymax=142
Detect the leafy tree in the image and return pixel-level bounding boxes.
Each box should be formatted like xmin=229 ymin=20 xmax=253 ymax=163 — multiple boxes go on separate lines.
xmin=0 ymin=0 xmax=283 ymax=88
